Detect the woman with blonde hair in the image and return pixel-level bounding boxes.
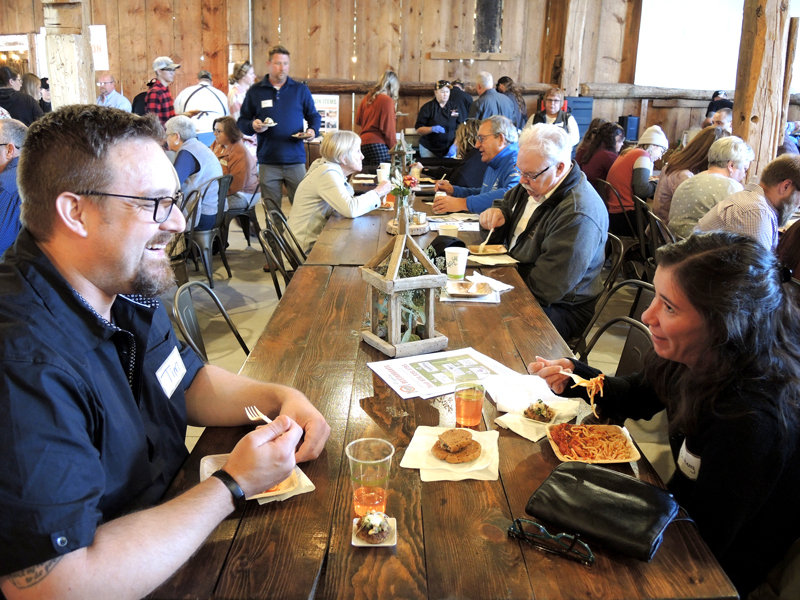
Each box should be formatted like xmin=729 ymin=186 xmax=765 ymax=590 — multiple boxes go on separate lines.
xmin=228 ymin=60 xmax=256 ymax=121
xmin=289 ymin=130 xmax=393 ymax=253
xmin=356 ymin=70 xmax=399 ymax=165
xmin=449 ymin=119 xmax=488 ymax=188
xmin=20 ymin=73 xmax=41 ymax=101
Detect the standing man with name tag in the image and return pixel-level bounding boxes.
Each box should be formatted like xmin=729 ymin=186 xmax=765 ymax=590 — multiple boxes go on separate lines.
xmin=0 ymin=105 xmax=331 ymax=600
xmin=238 ymin=45 xmax=321 ymax=213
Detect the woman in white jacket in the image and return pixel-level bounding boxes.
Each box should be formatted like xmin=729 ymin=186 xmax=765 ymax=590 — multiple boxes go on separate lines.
xmin=288 ymin=130 xmax=392 ymax=254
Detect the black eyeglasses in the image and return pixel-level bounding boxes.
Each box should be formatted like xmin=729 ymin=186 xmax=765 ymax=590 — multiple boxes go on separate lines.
xmin=507 ymin=518 xmax=595 ymax=566
xmin=514 ymin=163 xmax=554 ymax=181
xmin=75 ymin=191 xmax=183 ymax=223
xmin=0 ymin=141 xmax=20 ymax=150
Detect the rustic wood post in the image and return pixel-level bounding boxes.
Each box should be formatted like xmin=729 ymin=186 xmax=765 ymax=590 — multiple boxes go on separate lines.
xmin=42 ymin=0 xmax=95 ymax=108
xmin=561 ymin=0 xmax=588 ymax=97
xmin=732 ymin=0 xmax=790 ymax=179
xmin=780 ymin=17 xmax=799 ymax=144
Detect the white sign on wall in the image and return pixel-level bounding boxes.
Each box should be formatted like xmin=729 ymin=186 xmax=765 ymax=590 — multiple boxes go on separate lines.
xmin=313 ymin=94 xmax=340 ymax=133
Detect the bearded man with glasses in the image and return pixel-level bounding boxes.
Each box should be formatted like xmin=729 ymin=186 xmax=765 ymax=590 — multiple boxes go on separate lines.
xmin=0 ymin=105 xmax=330 ymax=599
xmin=479 ymin=123 xmax=608 ymax=339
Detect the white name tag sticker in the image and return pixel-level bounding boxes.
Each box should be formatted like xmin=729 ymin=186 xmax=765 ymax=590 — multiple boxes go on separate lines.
xmin=261 ymin=99 xmax=273 ymax=108
xmin=219 ymin=159 xmax=228 ymax=166
xmin=677 ymin=439 xmax=701 ymax=481
xmin=156 ymin=346 xmax=187 ymax=399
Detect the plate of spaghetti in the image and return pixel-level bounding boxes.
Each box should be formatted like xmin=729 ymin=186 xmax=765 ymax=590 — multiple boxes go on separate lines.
xmin=545 ymin=423 xmax=641 ymax=464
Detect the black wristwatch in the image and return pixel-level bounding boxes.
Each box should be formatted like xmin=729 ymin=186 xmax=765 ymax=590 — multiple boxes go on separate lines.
xmin=211 ymin=469 xmax=246 ymax=507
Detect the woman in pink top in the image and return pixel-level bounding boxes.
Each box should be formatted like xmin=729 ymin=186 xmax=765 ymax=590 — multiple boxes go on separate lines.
xmin=578 ymin=122 xmax=625 ymax=189
xmin=653 ymin=127 xmax=729 ymax=223
xmin=356 ymin=71 xmax=399 ymax=166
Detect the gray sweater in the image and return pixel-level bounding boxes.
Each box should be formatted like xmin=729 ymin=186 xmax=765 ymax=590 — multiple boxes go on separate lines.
xmin=486 ymin=163 xmax=608 ymax=307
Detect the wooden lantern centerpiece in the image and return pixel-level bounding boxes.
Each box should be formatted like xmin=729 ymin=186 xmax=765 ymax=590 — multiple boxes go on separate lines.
xmin=360 ymin=207 xmax=448 ymax=358
xmin=386 ymin=134 xmax=429 ymax=236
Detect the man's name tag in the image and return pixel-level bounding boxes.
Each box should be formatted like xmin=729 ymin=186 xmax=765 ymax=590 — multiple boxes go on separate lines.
xmin=261 ymin=99 xmax=273 ymax=108
xmin=677 ymin=439 xmax=701 ymax=481
xmin=156 ymin=346 xmax=187 ymax=399
xmin=219 ymin=159 xmax=228 ymax=166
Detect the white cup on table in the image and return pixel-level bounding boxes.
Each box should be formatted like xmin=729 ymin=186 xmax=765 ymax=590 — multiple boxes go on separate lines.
xmin=445 ymin=247 xmax=469 ymax=280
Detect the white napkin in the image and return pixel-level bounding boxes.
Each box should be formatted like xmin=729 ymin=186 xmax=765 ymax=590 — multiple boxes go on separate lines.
xmin=468 ymin=254 xmax=519 ymax=265
xmin=256 ymin=466 xmax=315 ymax=505
xmin=466 ymin=272 xmax=513 ymax=293
xmin=401 ymin=426 xmax=500 ymax=481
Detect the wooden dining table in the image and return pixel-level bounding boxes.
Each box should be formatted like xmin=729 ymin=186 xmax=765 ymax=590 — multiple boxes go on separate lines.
xmin=149 ymin=201 xmax=738 ymax=600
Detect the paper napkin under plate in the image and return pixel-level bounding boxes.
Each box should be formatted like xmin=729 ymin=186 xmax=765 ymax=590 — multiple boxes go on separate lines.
xmin=199 ymin=453 xmax=315 ymax=505
xmin=466 ymin=272 xmax=514 ymax=293
xmin=401 ymin=426 xmax=499 ymax=481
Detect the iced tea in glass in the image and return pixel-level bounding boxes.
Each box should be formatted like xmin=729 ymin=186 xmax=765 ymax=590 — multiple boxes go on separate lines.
xmin=345 ymin=438 xmax=395 ymax=517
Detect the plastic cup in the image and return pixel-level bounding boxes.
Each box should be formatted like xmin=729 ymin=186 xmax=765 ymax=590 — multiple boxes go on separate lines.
xmin=454 ymin=372 xmax=485 ymax=427
xmin=345 ymin=438 xmax=395 ymax=516
xmin=445 ymin=247 xmax=469 ymax=280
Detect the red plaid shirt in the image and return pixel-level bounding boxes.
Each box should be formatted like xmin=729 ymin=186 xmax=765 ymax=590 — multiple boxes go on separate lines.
xmin=144 ymin=80 xmax=175 ymax=126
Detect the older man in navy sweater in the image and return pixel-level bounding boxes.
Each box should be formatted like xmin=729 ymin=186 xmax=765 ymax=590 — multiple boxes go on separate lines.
xmin=238 ymin=45 xmax=321 ymax=212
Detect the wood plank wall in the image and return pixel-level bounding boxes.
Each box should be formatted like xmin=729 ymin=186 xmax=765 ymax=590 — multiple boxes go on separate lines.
xmin=1 ymin=0 xmax=758 ymax=146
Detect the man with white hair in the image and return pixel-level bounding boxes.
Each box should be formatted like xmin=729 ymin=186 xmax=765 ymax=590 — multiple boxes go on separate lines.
xmin=468 ymin=72 xmax=516 ymax=121
xmin=433 ymin=115 xmax=520 ymax=214
xmin=669 ymin=136 xmax=754 ymax=239
xmin=479 ymin=124 xmax=608 ymax=339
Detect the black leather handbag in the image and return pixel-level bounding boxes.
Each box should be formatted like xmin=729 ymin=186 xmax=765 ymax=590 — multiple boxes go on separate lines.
xmin=525 ymin=462 xmax=681 ymax=561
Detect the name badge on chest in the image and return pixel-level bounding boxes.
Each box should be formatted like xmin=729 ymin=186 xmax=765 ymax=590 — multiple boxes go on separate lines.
xmin=156 ymin=346 xmax=187 ymax=399
xmin=261 ymin=99 xmax=273 ymax=108
xmin=219 ymin=159 xmax=228 ymax=167
xmin=677 ymin=439 xmax=701 ymax=481
xmin=451 ymin=110 xmax=459 ymax=117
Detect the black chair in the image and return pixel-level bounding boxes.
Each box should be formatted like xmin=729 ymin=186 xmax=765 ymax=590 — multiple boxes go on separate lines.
xmin=185 ymin=174 xmax=234 ymax=288
xmin=596 ymin=179 xmax=645 ymax=280
xmin=266 ymin=209 xmax=306 ymax=265
xmin=571 ymin=279 xmax=655 ymax=356
xmin=258 ymin=229 xmax=294 ymax=299
xmin=601 ymin=233 xmax=625 ymax=305
xmin=172 ymin=281 xmax=249 ymax=363
xmin=223 ymin=188 xmax=261 ymax=247
xmin=647 ymin=210 xmax=678 ymax=266
xmin=579 ymin=316 xmax=653 ymax=376
xmin=633 ymin=196 xmax=655 ymax=280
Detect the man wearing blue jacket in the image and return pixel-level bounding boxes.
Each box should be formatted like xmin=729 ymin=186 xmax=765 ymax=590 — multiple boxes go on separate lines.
xmin=238 ymin=45 xmax=321 ymax=211
xmin=433 ymin=115 xmax=520 ymax=214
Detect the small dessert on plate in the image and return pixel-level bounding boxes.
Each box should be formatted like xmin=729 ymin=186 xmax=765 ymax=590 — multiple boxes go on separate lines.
xmin=523 ymin=400 xmax=555 ymax=423
xmin=431 ymin=428 xmax=482 ymax=464
xmin=354 ymin=510 xmax=393 ymax=544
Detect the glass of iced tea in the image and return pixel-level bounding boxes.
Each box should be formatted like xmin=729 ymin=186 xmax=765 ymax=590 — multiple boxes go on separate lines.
xmin=454 ymin=374 xmax=485 ymax=427
xmin=345 ymin=438 xmax=395 ymax=516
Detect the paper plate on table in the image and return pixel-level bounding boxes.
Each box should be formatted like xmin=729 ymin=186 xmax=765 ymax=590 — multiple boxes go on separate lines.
xmin=545 ymin=424 xmax=641 ymax=464
xmin=200 ymin=453 xmax=300 ymax=499
xmin=446 ymin=281 xmax=493 ymax=297
xmin=468 ymin=245 xmax=507 ymax=256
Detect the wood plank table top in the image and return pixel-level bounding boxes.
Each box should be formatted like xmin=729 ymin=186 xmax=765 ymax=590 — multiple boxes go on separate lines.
xmin=149 ymin=259 xmax=737 ymax=599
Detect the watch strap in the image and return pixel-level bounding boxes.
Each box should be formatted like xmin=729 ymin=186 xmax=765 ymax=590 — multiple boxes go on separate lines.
xmin=211 ymin=469 xmax=246 ymax=506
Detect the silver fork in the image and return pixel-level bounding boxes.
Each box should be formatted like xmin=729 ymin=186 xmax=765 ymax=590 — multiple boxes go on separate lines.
xmin=245 ymin=405 xmax=273 ymax=424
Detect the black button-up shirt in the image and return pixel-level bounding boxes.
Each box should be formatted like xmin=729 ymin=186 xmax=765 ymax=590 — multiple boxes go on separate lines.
xmin=0 ymin=230 xmax=204 ymax=576
xmin=415 ymin=98 xmax=464 ymax=156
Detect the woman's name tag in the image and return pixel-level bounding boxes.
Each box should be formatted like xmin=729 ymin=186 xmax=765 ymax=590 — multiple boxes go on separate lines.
xmin=677 ymin=439 xmax=701 ymax=481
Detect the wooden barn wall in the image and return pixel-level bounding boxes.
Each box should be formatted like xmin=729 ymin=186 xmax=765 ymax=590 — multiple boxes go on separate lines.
xmin=1 ymin=0 xmax=725 ymax=144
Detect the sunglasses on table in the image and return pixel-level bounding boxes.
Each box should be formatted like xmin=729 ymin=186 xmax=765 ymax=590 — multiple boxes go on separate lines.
xmin=507 ymin=518 xmax=595 ymax=566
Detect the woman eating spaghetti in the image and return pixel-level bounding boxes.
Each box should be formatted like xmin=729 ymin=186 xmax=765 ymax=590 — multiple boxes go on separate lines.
xmin=530 ymin=232 xmax=800 ymax=598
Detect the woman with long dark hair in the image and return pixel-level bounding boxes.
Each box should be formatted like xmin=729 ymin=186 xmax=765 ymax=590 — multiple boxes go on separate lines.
xmin=577 ymin=121 xmax=624 ymax=189
xmin=496 ymin=76 xmax=527 ymax=130
xmin=574 ymin=117 xmax=608 ymax=163
xmin=356 ymin=71 xmax=399 ymax=166
xmin=532 ymin=232 xmax=800 ymax=598
xmin=653 ymin=127 xmax=729 ymax=223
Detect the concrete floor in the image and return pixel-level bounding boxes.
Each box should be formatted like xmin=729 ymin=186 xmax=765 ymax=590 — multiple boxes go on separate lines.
xmin=165 ymin=204 xmax=674 ymax=482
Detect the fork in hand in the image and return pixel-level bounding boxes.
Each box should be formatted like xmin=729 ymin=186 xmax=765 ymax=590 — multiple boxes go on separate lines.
xmin=245 ymin=405 xmax=273 ymax=425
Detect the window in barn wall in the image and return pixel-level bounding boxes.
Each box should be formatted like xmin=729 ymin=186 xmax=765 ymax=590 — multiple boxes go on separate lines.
xmin=636 ymin=0 xmax=800 ymax=94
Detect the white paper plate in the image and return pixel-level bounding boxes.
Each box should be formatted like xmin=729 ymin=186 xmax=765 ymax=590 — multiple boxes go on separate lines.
xmin=352 ymin=517 xmax=397 ymax=547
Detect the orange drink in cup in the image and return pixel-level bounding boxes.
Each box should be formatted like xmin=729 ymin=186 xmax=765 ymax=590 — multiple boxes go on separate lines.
xmin=345 ymin=438 xmax=395 ymax=516
xmin=454 ymin=373 xmax=485 ymax=427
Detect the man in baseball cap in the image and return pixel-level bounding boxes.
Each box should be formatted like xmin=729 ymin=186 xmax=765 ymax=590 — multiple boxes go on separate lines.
xmin=145 ymin=56 xmax=181 ymax=125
